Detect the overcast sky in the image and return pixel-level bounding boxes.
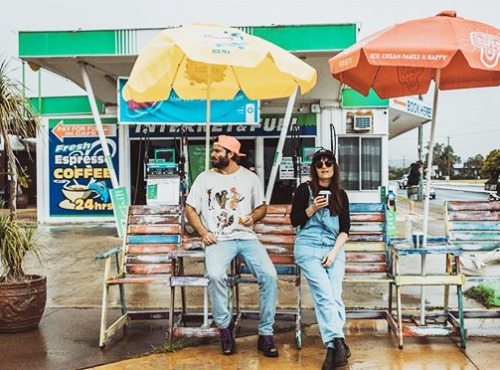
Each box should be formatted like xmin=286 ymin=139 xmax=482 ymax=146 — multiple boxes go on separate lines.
xmin=2 ymin=0 xmax=500 ymax=167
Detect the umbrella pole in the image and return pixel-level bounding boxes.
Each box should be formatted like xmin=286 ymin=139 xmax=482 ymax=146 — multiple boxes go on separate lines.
xmin=420 ymin=69 xmax=441 ymax=324
xmin=205 ymin=66 xmax=212 ymax=172
xmin=264 ymin=87 xmax=298 ymax=204
xmin=79 ymin=62 xmax=119 ymax=189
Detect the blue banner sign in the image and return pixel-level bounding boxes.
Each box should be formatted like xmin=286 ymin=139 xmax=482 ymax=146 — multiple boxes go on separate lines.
xmin=118 ymin=78 xmax=259 ymax=125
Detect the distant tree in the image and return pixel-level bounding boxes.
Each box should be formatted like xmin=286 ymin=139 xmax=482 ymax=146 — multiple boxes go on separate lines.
xmin=426 ymin=142 xmax=461 ymax=178
xmin=481 ymin=149 xmax=500 ymax=183
xmin=463 ymin=154 xmax=484 ymax=179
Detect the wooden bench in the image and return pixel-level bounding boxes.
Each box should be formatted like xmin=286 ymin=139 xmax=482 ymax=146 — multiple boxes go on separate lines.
xmin=344 ymin=202 xmax=394 ymax=324
xmin=96 ymin=205 xmax=182 ymax=348
xmin=235 ymin=203 xmax=395 ymax=348
xmin=445 ymin=200 xmax=500 ymax=322
xmin=388 ymin=238 xmax=466 ymax=349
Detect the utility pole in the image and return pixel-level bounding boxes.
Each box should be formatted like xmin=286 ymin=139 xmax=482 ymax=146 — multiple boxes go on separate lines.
xmin=447 ymin=136 xmax=451 ymax=179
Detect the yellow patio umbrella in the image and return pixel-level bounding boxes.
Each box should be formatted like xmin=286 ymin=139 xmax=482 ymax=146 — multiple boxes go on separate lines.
xmin=123 ymin=23 xmax=317 ymax=176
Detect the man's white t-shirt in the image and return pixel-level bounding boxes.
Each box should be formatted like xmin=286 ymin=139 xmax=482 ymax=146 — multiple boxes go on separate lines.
xmin=186 ymin=166 xmax=265 ymax=241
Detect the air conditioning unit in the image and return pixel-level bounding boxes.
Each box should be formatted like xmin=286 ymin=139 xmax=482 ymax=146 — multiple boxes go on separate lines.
xmin=353 ymin=115 xmax=372 ymax=131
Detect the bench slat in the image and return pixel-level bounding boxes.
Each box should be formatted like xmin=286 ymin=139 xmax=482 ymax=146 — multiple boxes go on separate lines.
xmin=446 ymin=200 xmax=500 ymax=212
xmin=128 ymin=224 xmax=182 ymax=234
xmin=448 ymin=231 xmax=500 ymax=242
xmin=345 ymin=264 xmax=388 ymax=273
xmin=350 ymin=213 xmax=385 ymax=222
xmin=345 ymin=242 xmax=386 ymax=252
xmin=254 ymin=224 xmax=295 ymax=234
xmin=125 ymin=264 xmax=173 ymax=275
xmin=447 ymin=221 xmax=500 ymax=232
xmin=350 ymin=223 xmax=385 ymax=233
xmin=127 ymin=234 xmax=180 ymax=244
xmin=258 ymin=234 xmax=295 ymax=245
xmin=107 ymin=276 xmax=171 ymax=284
xmin=127 ymin=255 xmax=172 ymax=264
xmin=349 ymin=203 xmax=386 ymax=213
xmin=447 ymin=211 xmax=500 ymax=222
xmin=127 ymin=244 xmax=178 ymax=254
xmin=347 ymin=253 xmax=386 ymax=262
xmin=129 ymin=205 xmax=182 ymax=215
xmin=395 ymin=274 xmax=465 ymax=286
xmin=128 ymin=215 xmax=181 ymax=224
xmin=348 ymin=234 xmax=384 ymax=242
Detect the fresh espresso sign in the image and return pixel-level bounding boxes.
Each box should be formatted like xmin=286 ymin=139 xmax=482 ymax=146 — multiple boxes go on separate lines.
xmin=48 ymin=118 xmax=119 ymax=217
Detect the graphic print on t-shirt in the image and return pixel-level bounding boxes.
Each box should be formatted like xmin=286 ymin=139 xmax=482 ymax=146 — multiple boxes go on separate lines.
xmin=207 ymin=186 xmax=245 ymax=236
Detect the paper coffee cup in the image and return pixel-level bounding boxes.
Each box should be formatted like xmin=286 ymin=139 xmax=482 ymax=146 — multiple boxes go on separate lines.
xmin=318 ymin=190 xmax=331 ymax=203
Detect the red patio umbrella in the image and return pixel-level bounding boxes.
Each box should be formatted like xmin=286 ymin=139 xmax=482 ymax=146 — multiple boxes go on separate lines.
xmin=330 ymin=10 xmax=500 ymax=246
xmin=329 ymin=10 xmax=500 ymax=326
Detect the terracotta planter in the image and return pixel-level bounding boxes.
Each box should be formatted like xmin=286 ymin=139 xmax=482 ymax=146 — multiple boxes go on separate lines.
xmin=0 ymin=275 xmax=47 ymax=333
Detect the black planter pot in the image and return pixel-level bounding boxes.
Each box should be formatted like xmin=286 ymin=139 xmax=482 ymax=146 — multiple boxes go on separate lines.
xmin=0 ymin=275 xmax=47 ymax=333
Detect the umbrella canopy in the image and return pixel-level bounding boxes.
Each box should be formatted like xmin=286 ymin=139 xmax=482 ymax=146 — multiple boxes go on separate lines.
xmin=123 ymin=23 xmax=317 ymax=173
xmin=329 ymin=10 xmax=500 ymax=99
xmin=123 ymin=23 xmax=316 ymax=102
xmin=329 ymin=10 xmax=500 ymax=325
xmin=329 ymin=10 xmax=500 ymax=241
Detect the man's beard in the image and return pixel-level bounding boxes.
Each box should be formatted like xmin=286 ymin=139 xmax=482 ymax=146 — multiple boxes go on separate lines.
xmin=212 ymin=154 xmax=230 ymax=169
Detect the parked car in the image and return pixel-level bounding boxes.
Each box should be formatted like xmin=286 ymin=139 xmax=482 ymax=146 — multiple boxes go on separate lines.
xmin=423 ymin=181 xmax=436 ymax=199
xmin=397 ymin=174 xmax=408 ymax=189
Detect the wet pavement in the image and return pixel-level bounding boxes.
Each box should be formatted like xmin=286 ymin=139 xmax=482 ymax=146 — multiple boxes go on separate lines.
xmin=1 ymin=200 xmax=499 ymax=370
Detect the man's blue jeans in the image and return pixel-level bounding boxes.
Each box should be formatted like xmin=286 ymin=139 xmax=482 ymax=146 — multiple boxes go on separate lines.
xmin=295 ymin=244 xmax=346 ymax=344
xmin=205 ymin=239 xmax=278 ymax=335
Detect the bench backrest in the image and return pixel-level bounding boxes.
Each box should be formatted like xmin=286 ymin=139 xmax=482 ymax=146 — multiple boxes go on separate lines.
xmin=253 ymin=205 xmax=295 ymax=274
xmin=253 ymin=202 xmax=387 ymax=276
xmin=445 ymin=200 xmax=500 ymax=252
xmin=345 ymin=203 xmax=388 ymax=275
xmin=120 ymin=205 xmax=182 ymax=276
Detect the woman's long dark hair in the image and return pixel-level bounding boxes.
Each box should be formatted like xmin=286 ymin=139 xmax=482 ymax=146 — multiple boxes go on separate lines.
xmin=309 ymin=155 xmax=344 ymax=216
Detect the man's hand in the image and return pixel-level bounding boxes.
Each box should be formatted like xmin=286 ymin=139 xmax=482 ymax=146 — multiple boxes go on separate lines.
xmin=239 ymin=215 xmax=254 ymax=226
xmin=201 ymin=230 xmax=217 ymax=246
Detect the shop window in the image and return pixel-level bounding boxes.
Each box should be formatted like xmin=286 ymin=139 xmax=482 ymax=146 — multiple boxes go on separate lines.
xmin=338 ymin=137 xmax=382 ymax=190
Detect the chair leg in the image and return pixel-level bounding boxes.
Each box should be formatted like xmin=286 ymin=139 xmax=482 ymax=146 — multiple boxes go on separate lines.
xmin=388 ymin=281 xmax=393 ymax=331
xmin=169 ymin=285 xmax=176 ymax=341
xmin=457 ymin=285 xmax=466 ymax=349
xmin=99 ymin=283 xmax=109 ymax=348
xmin=396 ymin=284 xmax=404 ymax=349
xmin=295 ymin=272 xmax=302 ymax=349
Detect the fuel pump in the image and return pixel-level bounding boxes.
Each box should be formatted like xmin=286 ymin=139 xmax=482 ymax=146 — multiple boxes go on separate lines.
xmin=145 ymin=148 xmax=180 ymax=205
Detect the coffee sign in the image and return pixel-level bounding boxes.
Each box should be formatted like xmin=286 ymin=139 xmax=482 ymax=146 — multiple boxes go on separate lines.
xmin=48 ymin=118 xmax=119 ymax=217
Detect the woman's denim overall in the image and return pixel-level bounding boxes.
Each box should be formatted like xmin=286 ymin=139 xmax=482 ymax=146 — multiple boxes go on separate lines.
xmin=294 ymin=187 xmax=346 ymax=344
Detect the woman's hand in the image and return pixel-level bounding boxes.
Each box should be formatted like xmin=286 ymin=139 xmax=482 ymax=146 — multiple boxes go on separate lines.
xmin=306 ymin=195 xmax=329 ymax=217
xmin=321 ymin=249 xmax=338 ymax=268
xmin=313 ymin=195 xmax=329 ymax=210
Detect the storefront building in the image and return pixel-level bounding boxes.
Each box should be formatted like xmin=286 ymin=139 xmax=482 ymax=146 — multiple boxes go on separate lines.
xmin=17 ymin=25 xmax=431 ymax=224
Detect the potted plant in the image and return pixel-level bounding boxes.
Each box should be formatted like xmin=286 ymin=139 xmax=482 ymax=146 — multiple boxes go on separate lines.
xmin=0 ymin=59 xmax=45 ymax=332
xmin=0 ymin=209 xmax=46 ymax=332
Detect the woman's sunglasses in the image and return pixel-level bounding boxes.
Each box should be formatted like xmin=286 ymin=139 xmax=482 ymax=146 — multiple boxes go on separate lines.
xmin=314 ymin=160 xmax=334 ymax=169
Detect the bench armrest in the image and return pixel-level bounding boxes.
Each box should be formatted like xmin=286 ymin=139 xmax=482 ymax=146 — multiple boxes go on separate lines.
xmin=95 ymin=246 xmax=122 ymax=261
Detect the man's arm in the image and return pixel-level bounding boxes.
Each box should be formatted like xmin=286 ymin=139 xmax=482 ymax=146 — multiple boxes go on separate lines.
xmin=185 ymin=204 xmax=217 ymax=245
xmin=240 ymin=204 xmax=267 ymax=226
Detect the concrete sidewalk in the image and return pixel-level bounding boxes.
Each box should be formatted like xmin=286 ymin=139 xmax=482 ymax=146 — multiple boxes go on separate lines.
xmin=0 ymin=201 xmax=498 ymax=370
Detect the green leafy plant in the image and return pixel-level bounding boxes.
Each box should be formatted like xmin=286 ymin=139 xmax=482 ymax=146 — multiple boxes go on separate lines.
xmin=0 ymin=59 xmax=39 ymax=215
xmin=0 ymin=209 xmax=42 ymax=282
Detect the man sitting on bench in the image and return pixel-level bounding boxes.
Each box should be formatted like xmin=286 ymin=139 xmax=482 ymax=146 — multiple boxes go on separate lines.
xmin=185 ymin=135 xmax=279 ymax=358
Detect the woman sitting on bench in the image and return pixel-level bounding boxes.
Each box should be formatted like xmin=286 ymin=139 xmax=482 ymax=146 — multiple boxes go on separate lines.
xmin=290 ymin=148 xmax=351 ymax=370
